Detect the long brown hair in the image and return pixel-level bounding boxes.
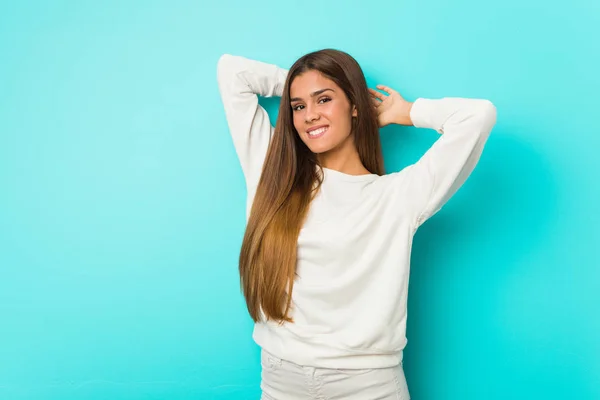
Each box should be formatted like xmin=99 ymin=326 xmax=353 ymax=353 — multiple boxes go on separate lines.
xmin=239 ymin=49 xmax=385 ymax=323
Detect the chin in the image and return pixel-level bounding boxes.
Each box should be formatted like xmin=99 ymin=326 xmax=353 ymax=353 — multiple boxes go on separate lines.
xmin=305 ymin=143 xmax=333 ymax=154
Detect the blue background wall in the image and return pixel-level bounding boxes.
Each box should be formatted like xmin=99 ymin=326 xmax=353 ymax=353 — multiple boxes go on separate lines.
xmin=1 ymin=1 xmax=598 ymax=399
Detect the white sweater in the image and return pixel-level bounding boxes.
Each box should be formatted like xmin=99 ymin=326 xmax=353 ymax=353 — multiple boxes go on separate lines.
xmin=217 ymin=54 xmax=497 ymax=369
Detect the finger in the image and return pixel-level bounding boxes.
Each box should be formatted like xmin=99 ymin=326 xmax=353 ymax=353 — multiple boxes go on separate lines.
xmin=376 ymin=85 xmax=395 ymax=95
xmin=369 ymin=95 xmax=382 ymax=105
xmin=368 ymin=88 xmax=386 ymax=101
xmin=369 ymin=88 xmax=385 ymax=99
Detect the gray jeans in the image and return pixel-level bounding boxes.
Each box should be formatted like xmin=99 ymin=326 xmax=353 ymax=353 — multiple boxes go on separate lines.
xmin=260 ymin=349 xmax=410 ymax=400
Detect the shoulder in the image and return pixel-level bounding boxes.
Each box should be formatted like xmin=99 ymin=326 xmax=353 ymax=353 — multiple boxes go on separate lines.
xmin=370 ymin=166 xmax=417 ymax=192
xmin=365 ymin=166 xmax=426 ymax=212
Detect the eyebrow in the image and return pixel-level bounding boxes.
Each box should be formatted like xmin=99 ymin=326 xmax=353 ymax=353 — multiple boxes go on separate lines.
xmin=290 ymin=88 xmax=334 ymax=102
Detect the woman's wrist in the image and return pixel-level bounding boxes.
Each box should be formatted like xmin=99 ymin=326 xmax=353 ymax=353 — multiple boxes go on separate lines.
xmin=395 ymin=102 xmax=414 ymax=126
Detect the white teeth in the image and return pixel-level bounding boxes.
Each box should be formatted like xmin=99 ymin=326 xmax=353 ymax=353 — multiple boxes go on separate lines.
xmin=308 ymin=127 xmax=328 ymax=136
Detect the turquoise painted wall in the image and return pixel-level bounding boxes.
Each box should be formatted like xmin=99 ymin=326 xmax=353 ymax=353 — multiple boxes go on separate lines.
xmin=1 ymin=1 xmax=598 ymax=399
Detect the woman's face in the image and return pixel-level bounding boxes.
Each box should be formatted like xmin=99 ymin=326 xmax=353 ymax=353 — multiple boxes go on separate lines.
xmin=290 ymin=70 xmax=357 ymax=155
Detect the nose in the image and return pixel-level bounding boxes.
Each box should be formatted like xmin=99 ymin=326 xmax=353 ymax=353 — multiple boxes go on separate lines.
xmin=304 ymin=104 xmax=320 ymax=123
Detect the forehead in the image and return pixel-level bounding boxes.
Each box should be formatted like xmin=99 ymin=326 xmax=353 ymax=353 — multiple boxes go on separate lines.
xmin=290 ymin=70 xmax=339 ymax=98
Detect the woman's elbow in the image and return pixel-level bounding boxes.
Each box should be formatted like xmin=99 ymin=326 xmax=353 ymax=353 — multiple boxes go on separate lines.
xmin=477 ymin=99 xmax=498 ymax=133
xmin=216 ymin=53 xmax=237 ymax=82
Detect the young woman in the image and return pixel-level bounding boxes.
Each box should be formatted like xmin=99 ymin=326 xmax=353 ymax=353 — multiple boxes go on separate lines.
xmin=216 ymin=49 xmax=497 ymax=399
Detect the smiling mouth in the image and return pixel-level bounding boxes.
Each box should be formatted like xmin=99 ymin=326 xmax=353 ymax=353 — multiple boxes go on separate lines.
xmin=307 ymin=126 xmax=329 ymax=139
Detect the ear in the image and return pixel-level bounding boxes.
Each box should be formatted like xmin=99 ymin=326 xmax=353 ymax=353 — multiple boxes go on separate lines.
xmin=352 ymin=105 xmax=358 ymax=117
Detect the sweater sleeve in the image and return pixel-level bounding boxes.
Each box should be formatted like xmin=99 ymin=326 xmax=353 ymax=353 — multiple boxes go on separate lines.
xmin=398 ymin=97 xmax=497 ymax=228
xmin=216 ymin=54 xmax=289 ymax=191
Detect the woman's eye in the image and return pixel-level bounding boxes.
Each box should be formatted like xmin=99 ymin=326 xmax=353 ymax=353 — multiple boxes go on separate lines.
xmin=292 ymin=98 xmax=330 ymax=112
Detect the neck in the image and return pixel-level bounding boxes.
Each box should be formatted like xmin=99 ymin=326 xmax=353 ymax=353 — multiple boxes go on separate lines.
xmin=317 ymin=137 xmax=370 ymax=176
